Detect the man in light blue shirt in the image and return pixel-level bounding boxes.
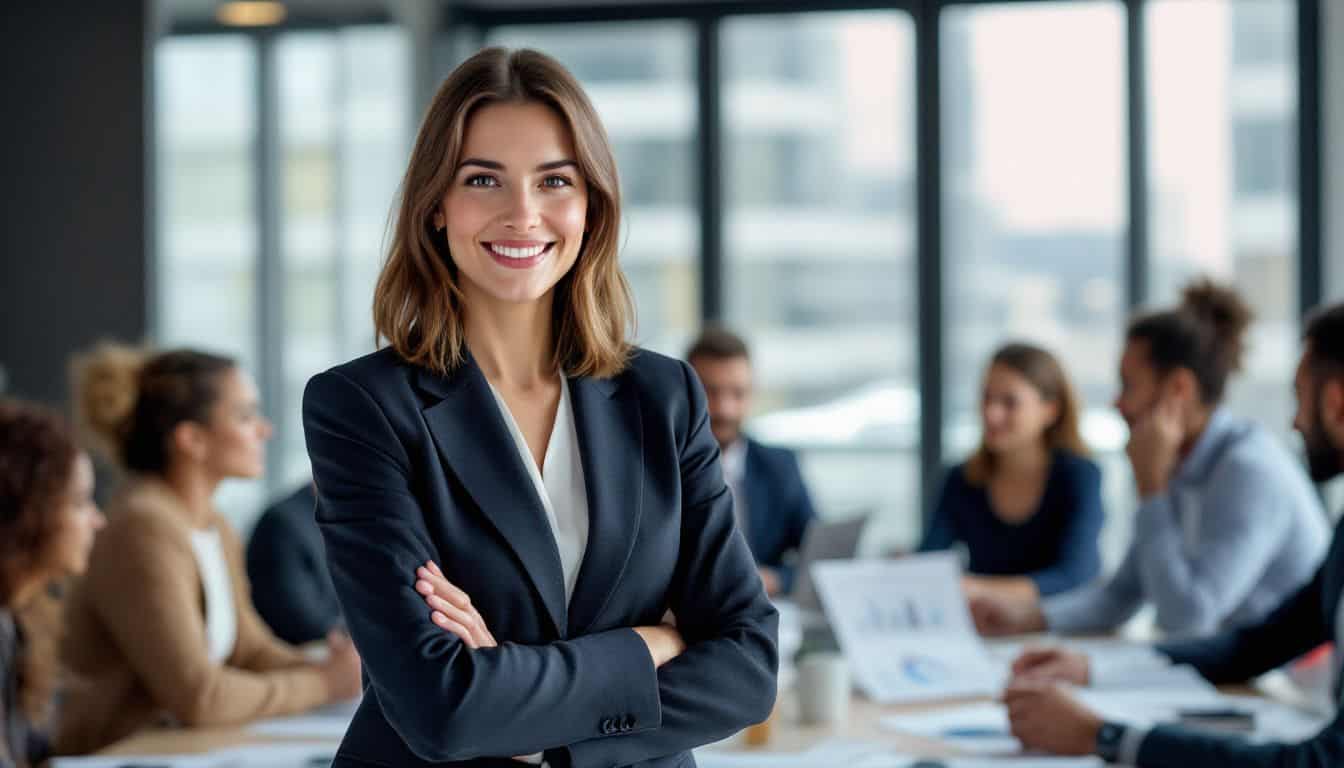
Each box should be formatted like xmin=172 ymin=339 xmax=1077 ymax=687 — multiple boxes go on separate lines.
xmin=973 ymin=280 xmax=1329 ymax=639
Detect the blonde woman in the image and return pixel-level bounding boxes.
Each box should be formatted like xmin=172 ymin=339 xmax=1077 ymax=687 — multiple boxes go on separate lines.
xmin=303 ymin=48 xmax=777 ymax=767
xmin=57 ymin=346 xmax=361 ymax=754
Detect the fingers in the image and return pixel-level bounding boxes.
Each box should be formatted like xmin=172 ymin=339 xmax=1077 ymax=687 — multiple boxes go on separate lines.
xmin=416 ymin=564 xmax=472 ymax=608
xmin=1011 ymin=647 xmax=1056 ymax=675
xmin=414 ymin=562 xmax=497 ymax=647
xmin=427 ymin=594 xmax=496 ymax=647
xmin=431 ymin=611 xmax=479 ymax=649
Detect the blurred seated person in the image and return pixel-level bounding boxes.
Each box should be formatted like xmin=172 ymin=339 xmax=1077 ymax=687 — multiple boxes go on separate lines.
xmin=687 ymin=327 xmax=816 ymax=597
xmin=920 ymin=342 xmax=1104 ymax=603
xmin=972 ymin=280 xmax=1329 ymax=640
xmin=56 ymin=344 xmax=362 ymax=755
xmin=1 ymin=399 xmax=106 ymax=768
xmin=1000 ymin=302 xmax=1344 ymax=768
xmin=246 ymin=483 xmax=341 ymax=645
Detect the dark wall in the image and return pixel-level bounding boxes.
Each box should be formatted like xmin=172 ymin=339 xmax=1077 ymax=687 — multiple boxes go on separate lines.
xmin=0 ymin=2 xmax=151 ymax=404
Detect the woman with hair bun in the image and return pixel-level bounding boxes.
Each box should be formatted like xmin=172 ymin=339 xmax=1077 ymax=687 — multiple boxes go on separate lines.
xmin=973 ymin=280 xmax=1330 ymax=640
xmin=55 ymin=344 xmax=362 ymax=755
xmin=0 ymin=399 xmax=105 ymax=768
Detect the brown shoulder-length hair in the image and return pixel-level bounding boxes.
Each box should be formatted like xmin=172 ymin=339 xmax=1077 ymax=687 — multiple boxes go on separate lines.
xmin=964 ymin=342 xmax=1090 ymax=486
xmin=373 ymin=47 xmax=634 ymax=378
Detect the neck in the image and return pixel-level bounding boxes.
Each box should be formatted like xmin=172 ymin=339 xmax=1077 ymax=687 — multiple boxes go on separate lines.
xmin=161 ymin=462 xmax=221 ymax=528
xmin=1179 ymin=405 xmax=1215 ymax=459
xmin=993 ymin=440 xmax=1052 ymax=477
xmin=4 ymin=574 xmax=49 ymax=611
xmin=463 ymin=289 xmax=557 ymax=389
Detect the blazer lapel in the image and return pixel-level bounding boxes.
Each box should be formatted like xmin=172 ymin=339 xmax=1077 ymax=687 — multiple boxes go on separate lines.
xmin=566 ymin=373 xmax=643 ymax=637
xmin=416 ymin=356 xmax=567 ymax=638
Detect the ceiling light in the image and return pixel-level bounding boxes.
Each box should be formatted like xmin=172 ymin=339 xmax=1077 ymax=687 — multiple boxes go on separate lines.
xmin=216 ymin=1 xmax=287 ymax=27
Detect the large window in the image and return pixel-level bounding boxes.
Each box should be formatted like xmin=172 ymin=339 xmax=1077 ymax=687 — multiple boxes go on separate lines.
xmin=156 ymin=29 xmax=408 ymax=526
xmin=721 ymin=12 xmax=918 ymax=552
xmin=487 ymin=23 xmax=700 ymax=358
xmin=1148 ymin=0 xmax=1299 ymax=441
xmin=156 ymin=36 xmax=262 ymax=520
xmin=154 ymin=0 xmax=1325 ymax=540
xmin=277 ymin=28 xmax=409 ymax=493
xmin=941 ymin=2 xmax=1131 ymax=563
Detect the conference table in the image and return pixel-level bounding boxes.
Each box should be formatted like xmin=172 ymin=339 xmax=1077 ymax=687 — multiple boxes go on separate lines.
xmin=97 ymin=626 xmax=1302 ymax=763
xmin=99 ymin=691 xmax=985 ymax=758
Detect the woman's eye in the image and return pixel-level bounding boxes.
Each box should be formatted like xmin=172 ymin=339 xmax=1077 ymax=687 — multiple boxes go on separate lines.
xmin=465 ymin=175 xmax=499 ymax=187
xmin=542 ymin=175 xmax=573 ymax=188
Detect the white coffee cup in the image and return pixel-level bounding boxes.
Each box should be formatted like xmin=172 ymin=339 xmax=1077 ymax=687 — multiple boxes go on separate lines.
xmin=796 ymin=652 xmax=850 ymax=725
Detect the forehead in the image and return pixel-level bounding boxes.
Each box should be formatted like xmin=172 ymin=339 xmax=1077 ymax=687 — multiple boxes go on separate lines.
xmin=459 ymin=101 xmax=576 ymax=160
xmin=694 ymin=356 xmax=751 ymax=379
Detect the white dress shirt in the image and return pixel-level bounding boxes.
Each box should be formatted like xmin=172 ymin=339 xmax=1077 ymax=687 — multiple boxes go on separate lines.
xmin=485 ymin=377 xmax=590 ymax=606
xmin=719 ymin=438 xmax=749 ymax=537
xmin=486 ymin=378 xmax=590 ymax=766
xmin=188 ymin=527 xmax=238 ymax=665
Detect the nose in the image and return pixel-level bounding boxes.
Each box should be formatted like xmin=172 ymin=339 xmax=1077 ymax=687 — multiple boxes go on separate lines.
xmin=503 ymin=186 xmax=541 ymax=231
xmin=92 ymin=508 xmax=108 ymax=531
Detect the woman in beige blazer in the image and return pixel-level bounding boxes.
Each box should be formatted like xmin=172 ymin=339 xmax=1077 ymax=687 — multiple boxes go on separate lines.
xmin=57 ymin=344 xmax=362 ymax=755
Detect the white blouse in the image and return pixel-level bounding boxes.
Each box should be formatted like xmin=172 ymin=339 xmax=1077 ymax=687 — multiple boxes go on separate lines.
xmin=188 ymin=527 xmax=238 ymax=664
xmin=485 ymin=377 xmax=590 ymax=604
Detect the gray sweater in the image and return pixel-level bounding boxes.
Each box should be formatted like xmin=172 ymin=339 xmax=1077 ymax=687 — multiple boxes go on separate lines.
xmin=1044 ymin=409 xmax=1330 ymax=639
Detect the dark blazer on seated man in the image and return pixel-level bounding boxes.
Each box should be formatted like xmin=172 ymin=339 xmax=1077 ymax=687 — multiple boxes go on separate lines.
xmin=729 ymin=437 xmax=816 ymax=595
xmin=687 ymin=327 xmax=818 ymax=597
xmin=1126 ymin=518 xmax=1344 ymax=767
xmin=246 ymin=483 xmax=341 ymax=645
xmin=303 ymin=346 xmax=778 ymax=768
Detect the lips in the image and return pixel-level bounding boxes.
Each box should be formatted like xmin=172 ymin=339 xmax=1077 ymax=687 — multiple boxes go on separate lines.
xmin=483 ymin=241 xmax=555 ymax=269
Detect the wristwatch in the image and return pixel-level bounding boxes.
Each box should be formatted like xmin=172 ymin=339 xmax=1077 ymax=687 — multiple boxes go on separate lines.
xmin=1094 ymin=721 xmax=1128 ymax=763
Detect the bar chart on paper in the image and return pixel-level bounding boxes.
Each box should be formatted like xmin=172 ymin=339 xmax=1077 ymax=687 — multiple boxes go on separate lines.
xmin=811 ymin=554 xmax=1005 ymax=702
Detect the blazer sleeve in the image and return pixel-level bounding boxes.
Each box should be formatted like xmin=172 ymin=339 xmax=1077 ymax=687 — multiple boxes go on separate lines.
xmin=556 ymin=361 xmax=779 ymax=768
xmin=84 ymin=512 xmax=330 ymax=727
xmin=1024 ymin=459 xmax=1104 ymax=597
xmin=246 ymin=509 xmax=338 ymax=645
xmin=1135 ymin=710 xmax=1344 ymax=768
xmin=303 ymin=369 xmax=666 ymax=763
xmin=1154 ymin=559 xmax=1331 ymax=685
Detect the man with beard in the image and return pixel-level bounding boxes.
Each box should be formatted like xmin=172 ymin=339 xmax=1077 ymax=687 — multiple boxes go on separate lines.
xmin=687 ymin=328 xmax=817 ymax=597
xmin=997 ymin=302 xmax=1344 ymax=767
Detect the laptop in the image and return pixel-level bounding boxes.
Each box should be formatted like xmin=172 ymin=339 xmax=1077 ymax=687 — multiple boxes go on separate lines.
xmin=790 ymin=514 xmax=869 ymax=612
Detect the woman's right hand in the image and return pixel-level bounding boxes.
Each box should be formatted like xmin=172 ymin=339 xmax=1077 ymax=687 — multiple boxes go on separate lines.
xmin=320 ymin=630 xmax=363 ymax=701
xmin=416 ymin=561 xmax=498 ymax=649
xmin=632 ymin=624 xmax=686 ymax=668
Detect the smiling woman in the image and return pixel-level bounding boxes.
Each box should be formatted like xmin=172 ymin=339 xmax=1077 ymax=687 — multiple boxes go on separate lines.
xmin=303 ymin=47 xmax=778 ymax=768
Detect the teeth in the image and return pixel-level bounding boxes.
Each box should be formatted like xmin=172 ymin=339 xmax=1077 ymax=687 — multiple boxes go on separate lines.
xmin=488 ymin=243 xmax=547 ymax=260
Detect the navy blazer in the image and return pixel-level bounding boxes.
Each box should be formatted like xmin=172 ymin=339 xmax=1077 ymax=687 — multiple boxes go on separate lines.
xmin=740 ymin=439 xmax=816 ymax=594
xmin=1134 ymin=514 xmax=1344 ymax=767
xmin=302 ymin=347 xmax=778 ymax=768
xmin=246 ymin=484 xmax=341 ymax=645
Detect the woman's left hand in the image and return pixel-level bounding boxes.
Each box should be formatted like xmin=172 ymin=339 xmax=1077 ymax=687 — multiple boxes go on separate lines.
xmin=415 ymin=561 xmax=497 ymax=649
